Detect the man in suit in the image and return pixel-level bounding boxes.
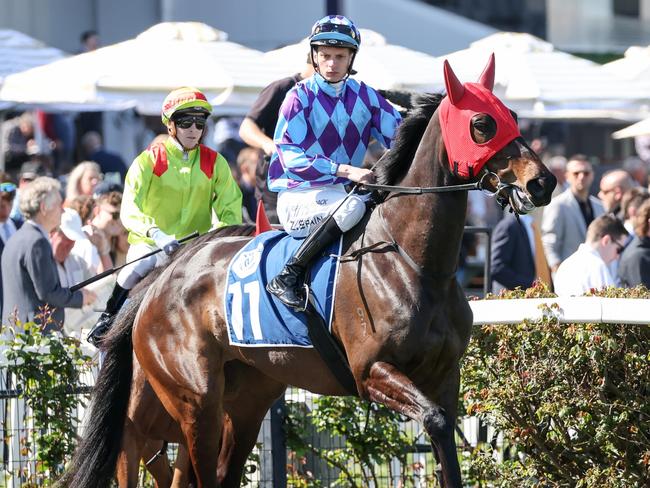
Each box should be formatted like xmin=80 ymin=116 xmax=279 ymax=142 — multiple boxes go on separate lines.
xmin=1 ymin=177 xmax=95 ymax=332
xmin=0 ymin=179 xmax=23 ymax=318
xmin=491 ymin=213 xmax=536 ymax=291
xmin=541 ymin=155 xmax=605 ymax=274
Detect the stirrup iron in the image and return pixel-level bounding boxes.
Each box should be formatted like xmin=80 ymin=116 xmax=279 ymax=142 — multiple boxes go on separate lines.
xmin=294 ymin=284 xmax=310 ymax=312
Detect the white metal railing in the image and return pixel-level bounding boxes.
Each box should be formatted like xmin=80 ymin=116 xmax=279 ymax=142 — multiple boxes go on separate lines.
xmin=469 ymin=297 xmax=650 ymax=325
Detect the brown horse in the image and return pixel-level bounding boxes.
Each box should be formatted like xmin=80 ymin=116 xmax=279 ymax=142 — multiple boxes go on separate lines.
xmin=59 ymin=55 xmax=556 ymax=488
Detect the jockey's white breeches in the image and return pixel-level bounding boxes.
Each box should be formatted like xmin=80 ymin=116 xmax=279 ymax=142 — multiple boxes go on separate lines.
xmin=276 ymin=184 xmax=368 ymax=238
xmin=116 ymin=242 xmax=169 ymax=290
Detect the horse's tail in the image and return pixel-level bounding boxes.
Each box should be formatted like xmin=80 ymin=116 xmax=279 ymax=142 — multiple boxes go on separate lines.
xmin=56 ymin=295 xmax=141 ymax=488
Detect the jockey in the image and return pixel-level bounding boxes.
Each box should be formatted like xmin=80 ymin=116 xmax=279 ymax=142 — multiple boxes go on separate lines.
xmin=87 ymin=87 xmax=243 ymax=346
xmin=265 ymin=15 xmax=402 ymax=310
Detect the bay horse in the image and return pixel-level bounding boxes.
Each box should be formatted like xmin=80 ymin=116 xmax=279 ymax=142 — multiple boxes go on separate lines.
xmin=59 ymin=55 xmax=556 ymax=488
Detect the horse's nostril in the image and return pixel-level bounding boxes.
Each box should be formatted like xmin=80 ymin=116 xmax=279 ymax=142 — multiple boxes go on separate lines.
xmin=526 ymin=175 xmax=556 ymax=204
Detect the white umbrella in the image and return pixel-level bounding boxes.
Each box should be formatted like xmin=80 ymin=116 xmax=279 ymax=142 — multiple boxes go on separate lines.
xmin=432 ymin=32 xmax=650 ymax=120
xmin=0 ymin=29 xmax=67 ymax=110
xmin=0 ymin=29 xmax=67 ymax=84
xmin=0 ymin=22 xmax=289 ymax=114
xmin=263 ymin=29 xmax=439 ymax=92
xmin=602 ymin=45 xmax=650 ymax=91
xmin=611 ymin=117 xmax=650 ymax=139
xmin=606 ymin=47 xmax=650 ymax=138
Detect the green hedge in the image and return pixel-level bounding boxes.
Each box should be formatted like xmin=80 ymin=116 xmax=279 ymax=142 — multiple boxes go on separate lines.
xmin=1 ymin=320 xmax=94 ymax=485
xmin=461 ymin=284 xmax=650 ymax=487
xmin=285 ymin=285 xmax=649 ymax=487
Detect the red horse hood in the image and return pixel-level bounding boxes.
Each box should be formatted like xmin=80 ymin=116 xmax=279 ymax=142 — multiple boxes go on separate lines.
xmin=438 ymin=54 xmax=521 ymax=179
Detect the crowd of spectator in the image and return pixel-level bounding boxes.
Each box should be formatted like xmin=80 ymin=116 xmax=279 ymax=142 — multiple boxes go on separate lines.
xmin=0 ymin=106 xmax=255 ymax=341
xmin=490 ymin=151 xmax=650 ymax=296
xmin=2 ymin=98 xmax=650 ymax=342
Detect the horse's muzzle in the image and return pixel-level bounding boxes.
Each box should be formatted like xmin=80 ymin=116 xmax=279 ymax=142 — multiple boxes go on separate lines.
xmin=526 ymin=174 xmax=557 ymax=207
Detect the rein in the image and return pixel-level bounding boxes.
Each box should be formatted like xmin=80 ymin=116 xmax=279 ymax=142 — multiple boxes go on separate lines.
xmin=338 ymin=171 xmax=519 ymax=271
xmin=338 ymin=204 xmax=441 ymax=278
xmin=360 ymin=180 xmax=479 ymax=194
xmin=360 ymin=170 xmax=502 ymax=197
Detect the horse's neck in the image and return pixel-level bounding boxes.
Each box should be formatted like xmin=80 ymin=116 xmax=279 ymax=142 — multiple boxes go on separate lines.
xmin=380 ymin=122 xmax=468 ymax=279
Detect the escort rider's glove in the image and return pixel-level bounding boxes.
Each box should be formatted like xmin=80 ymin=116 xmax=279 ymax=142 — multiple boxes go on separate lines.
xmin=150 ymin=228 xmax=180 ymax=256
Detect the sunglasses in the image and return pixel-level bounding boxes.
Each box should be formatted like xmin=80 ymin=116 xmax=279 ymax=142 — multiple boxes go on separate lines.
xmin=0 ymin=182 xmax=17 ymax=193
xmin=313 ymin=22 xmax=358 ymax=40
xmin=615 ymin=242 xmax=626 ymax=255
xmin=175 ymin=115 xmax=207 ymax=130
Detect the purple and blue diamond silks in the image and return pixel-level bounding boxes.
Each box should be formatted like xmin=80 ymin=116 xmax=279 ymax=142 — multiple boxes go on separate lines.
xmin=267 ymin=74 xmax=402 ymax=192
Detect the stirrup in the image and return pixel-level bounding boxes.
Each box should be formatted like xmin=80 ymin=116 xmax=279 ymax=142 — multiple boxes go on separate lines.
xmin=294 ymin=284 xmax=310 ymax=312
xmin=87 ymin=313 xmax=114 ymax=347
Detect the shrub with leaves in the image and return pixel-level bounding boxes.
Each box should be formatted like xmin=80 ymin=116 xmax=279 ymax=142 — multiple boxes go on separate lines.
xmin=1 ymin=319 xmax=94 ymax=484
xmin=285 ymin=395 xmax=433 ymax=487
xmin=461 ymin=283 xmax=650 ymax=487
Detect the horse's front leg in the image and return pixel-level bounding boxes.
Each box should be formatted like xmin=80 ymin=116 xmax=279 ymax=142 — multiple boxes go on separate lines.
xmin=363 ymin=361 xmax=462 ymax=488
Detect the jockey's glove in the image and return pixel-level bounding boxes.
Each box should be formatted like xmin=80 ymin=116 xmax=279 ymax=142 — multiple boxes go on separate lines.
xmin=150 ymin=228 xmax=180 ymax=255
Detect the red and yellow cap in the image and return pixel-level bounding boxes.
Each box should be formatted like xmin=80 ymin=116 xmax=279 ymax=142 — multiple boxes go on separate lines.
xmin=161 ymin=87 xmax=212 ymax=126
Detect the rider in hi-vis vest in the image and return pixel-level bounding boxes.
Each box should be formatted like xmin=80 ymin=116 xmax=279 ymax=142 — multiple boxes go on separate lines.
xmin=87 ymin=87 xmax=243 ymax=346
xmin=266 ymin=15 xmax=402 ymax=310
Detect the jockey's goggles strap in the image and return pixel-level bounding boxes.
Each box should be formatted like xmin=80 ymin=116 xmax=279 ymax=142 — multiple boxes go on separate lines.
xmin=312 ymin=23 xmax=359 ymax=42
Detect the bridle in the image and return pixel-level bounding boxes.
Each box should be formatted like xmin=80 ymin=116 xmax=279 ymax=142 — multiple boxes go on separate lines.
xmin=336 ymin=170 xmax=531 ymax=272
xmin=360 ymin=169 xmax=522 ymax=212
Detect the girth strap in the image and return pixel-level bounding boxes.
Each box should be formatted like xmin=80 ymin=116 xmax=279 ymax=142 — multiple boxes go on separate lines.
xmin=303 ymin=293 xmax=358 ymax=395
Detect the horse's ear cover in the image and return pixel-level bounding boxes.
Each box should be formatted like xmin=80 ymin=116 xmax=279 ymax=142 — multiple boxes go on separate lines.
xmin=477 ymin=53 xmax=496 ymax=91
xmin=438 ymin=53 xmax=520 ymax=179
xmin=443 ymin=60 xmax=465 ymax=105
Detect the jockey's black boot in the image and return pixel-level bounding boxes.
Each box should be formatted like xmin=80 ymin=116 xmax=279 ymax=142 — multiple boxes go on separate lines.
xmin=267 ymin=218 xmax=342 ymax=310
xmin=87 ymin=283 xmax=129 ymax=347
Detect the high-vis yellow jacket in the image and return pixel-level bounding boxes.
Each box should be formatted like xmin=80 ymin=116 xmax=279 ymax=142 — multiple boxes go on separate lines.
xmin=121 ymin=138 xmax=243 ymax=246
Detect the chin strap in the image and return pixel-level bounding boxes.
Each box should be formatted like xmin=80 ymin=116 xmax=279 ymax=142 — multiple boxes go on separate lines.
xmin=310 ymin=47 xmax=356 ymax=84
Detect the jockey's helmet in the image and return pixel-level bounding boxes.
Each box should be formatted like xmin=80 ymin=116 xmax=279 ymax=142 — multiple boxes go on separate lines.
xmin=309 ymin=15 xmax=360 ymax=51
xmin=161 ymin=87 xmax=212 ymax=126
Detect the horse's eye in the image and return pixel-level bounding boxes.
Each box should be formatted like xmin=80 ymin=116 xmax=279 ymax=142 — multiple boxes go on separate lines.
xmin=475 ymin=122 xmax=489 ymax=131
xmin=470 ymin=114 xmax=496 ymax=143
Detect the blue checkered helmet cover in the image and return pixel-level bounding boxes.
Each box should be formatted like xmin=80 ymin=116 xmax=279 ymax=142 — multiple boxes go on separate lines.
xmin=310 ymin=15 xmax=360 ymax=50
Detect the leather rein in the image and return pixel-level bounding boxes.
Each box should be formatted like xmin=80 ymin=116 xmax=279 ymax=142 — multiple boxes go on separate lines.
xmin=360 ymin=170 xmax=513 ymax=201
xmin=337 ymin=171 xmax=519 ymax=277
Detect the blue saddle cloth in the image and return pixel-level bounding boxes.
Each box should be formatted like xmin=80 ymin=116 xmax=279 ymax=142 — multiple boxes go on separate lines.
xmin=224 ymin=230 xmax=341 ymax=347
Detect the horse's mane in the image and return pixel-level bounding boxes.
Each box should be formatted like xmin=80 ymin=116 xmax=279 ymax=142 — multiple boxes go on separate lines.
xmin=373 ymin=93 xmax=443 ymax=189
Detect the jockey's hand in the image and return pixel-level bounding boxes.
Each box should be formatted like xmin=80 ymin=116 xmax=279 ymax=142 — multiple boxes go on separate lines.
xmin=262 ymin=139 xmax=276 ymax=157
xmin=81 ymin=289 xmax=97 ymax=307
xmin=150 ymin=228 xmax=180 ymax=256
xmin=336 ymin=165 xmax=375 ymax=185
